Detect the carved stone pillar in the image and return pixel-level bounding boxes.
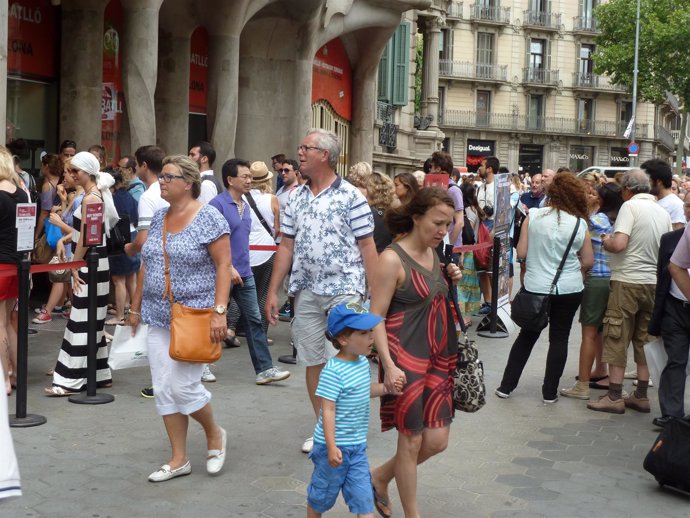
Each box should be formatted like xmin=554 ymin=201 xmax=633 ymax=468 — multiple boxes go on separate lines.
xmin=121 ymin=0 xmax=163 ymax=150
xmin=59 ymin=0 xmax=109 ymax=146
xmin=421 ymin=17 xmax=442 ymax=130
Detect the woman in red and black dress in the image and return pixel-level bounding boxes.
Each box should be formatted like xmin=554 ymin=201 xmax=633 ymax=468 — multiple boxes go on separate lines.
xmin=370 ymin=188 xmax=463 ymax=518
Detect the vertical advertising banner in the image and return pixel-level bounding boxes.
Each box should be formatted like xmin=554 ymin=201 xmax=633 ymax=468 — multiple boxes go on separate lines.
xmin=312 ymin=38 xmax=353 ymax=121
xmin=189 ymin=27 xmax=209 ymax=114
xmin=493 ymin=173 xmax=512 ymax=308
xmin=102 ymin=0 xmax=124 ymax=165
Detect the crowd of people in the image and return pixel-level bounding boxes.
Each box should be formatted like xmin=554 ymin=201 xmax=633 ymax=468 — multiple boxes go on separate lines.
xmin=1 ymin=132 xmax=690 ymax=517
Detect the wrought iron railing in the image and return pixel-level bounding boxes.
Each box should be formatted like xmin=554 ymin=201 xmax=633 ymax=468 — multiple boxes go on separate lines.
xmin=656 ymin=125 xmax=676 ymax=150
xmin=572 ymin=72 xmax=627 ymax=92
xmin=523 ymin=10 xmax=561 ymax=29
xmin=469 ymin=4 xmax=510 ymax=23
xmin=573 ymin=15 xmax=597 ymax=32
xmin=447 ymin=2 xmax=463 ymax=18
xmin=439 ymin=59 xmax=508 ymax=81
xmin=523 ymin=67 xmax=559 ymax=85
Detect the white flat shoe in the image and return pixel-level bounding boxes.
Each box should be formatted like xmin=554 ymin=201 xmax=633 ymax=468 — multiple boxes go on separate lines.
xmin=148 ymin=460 xmax=191 ymax=482
xmin=207 ymin=427 xmax=227 ymax=475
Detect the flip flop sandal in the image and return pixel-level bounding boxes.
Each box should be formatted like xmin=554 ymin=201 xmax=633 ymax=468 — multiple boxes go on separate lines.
xmin=44 ymin=386 xmax=78 ymax=397
xmin=576 ymin=375 xmax=607 ymax=382
xmin=589 ymin=379 xmax=610 ymax=390
xmin=372 ymin=484 xmax=392 ymax=518
xmin=105 ymin=317 xmax=125 ymax=326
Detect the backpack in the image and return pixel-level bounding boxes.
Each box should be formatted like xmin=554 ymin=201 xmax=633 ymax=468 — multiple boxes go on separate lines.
xmin=474 ymin=221 xmax=492 ymax=270
xmin=461 ymin=210 xmax=475 ymax=245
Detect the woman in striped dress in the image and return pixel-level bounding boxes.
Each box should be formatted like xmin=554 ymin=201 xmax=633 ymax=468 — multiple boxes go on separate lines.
xmin=45 ymin=152 xmax=118 ymax=396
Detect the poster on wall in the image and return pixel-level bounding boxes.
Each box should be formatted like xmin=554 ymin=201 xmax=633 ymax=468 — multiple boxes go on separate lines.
xmin=102 ymin=0 xmax=124 ymax=165
xmin=493 ymin=173 xmax=512 ymax=308
xmin=312 ymin=39 xmax=352 ymax=122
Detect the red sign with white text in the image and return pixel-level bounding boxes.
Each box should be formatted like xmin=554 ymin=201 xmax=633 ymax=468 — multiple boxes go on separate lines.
xmin=84 ymin=203 xmax=104 ymax=246
xmin=312 ymin=38 xmax=352 ymax=121
xmin=424 ymin=174 xmax=449 ymax=190
xmin=102 ymin=0 xmax=124 ymax=165
xmin=7 ymin=0 xmax=60 ymax=79
xmin=189 ymin=27 xmax=209 ymax=114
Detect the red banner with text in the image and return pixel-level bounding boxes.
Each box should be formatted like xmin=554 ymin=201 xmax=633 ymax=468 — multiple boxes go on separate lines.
xmin=102 ymin=0 xmax=124 ymax=165
xmin=7 ymin=0 xmax=60 ymax=79
xmin=312 ymin=38 xmax=352 ymax=121
xmin=189 ymin=27 xmax=209 ymax=114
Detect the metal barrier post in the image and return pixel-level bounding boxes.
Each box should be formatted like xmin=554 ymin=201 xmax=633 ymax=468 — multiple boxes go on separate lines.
xmin=69 ymin=247 xmax=114 ymax=405
xmin=477 ymin=236 xmax=509 ymax=339
xmin=278 ymin=296 xmax=297 ymax=364
xmin=10 ymin=253 xmax=47 ymax=428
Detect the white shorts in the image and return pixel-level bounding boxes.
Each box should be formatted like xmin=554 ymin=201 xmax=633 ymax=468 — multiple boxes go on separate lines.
xmin=291 ymin=291 xmax=361 ymax=367
xmin=0 ymin=361 xmax=21 ymax=500
xmin=148 ymin=326 xmax=211 ymax=416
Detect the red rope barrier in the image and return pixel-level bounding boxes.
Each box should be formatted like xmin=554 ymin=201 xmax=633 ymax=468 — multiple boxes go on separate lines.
xmin=452 ymin=242 xmax=494 ymax=254
xmin=0 ymin=260 xmax=87 ymax=278
xmin=248 ymin=244 xmax=279 ymax=251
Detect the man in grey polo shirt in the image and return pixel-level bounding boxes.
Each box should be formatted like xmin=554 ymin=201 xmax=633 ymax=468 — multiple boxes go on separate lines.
xmin=266 ymin=129 xmax=377 ymax=453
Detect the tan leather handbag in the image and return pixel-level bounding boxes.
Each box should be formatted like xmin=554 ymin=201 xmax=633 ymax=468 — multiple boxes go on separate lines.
xmin=162 ymin=215 xmax=221 ymax=364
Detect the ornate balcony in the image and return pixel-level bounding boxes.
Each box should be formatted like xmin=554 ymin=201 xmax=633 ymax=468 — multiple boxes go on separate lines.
xmin=656 ymin=125 xmax=675 ymax=151
xmin=469 ymin=4 xmax=510 ymax=25
xmin=573 ymin=15 xmax=598 ymax=34
xmin=671 ymin=130 xmax=690 ymax=150
xmin=572 ymin=73 xmax=628 ymax=92
xmin=440 ymin=109 xmax=649 ymax=139
xmin=439 ymin=59 xmax=508 ymax=82
xmin=522 ymin=10 xmax=561 ymax=31
xmin=447 ymin=1 xmax=463 ymax=19
xmin=523 ymin=67 xmax=559 ymax=86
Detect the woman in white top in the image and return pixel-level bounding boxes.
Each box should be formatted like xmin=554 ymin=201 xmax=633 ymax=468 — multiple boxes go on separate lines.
xmin=227 ymin=165 xmax=279 ymax=339
xmin=496 ymin=173 xmax=594 ymax=403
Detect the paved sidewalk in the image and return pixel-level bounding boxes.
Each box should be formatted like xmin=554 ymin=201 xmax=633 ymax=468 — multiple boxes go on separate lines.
xmin=3 ymin=311 xmax=689 ymax=518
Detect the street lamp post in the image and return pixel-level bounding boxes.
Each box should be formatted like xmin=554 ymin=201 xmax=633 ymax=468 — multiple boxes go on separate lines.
xmin=629 ymin=0 xmax=641 ymax=167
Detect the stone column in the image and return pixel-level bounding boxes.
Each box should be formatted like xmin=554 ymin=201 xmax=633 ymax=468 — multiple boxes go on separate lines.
xmin=0 ymin=1 xmax=7 ymax=145
xmin=121 ymin=0 xmax=163 ymax=150
xmin=59 ymin=0 xmax=108 ymax=147
xmin=205 ymin=32 xmax=240 ymax=162
xmin=421 ymin=17 xmax=441 ymax=129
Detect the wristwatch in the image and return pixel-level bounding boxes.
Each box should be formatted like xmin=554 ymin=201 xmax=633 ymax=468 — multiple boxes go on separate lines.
xmin=213 ymin=305 xmax=227 ymax=315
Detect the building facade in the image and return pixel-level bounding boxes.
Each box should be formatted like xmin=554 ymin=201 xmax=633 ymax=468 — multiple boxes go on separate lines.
xmin=2 ymin=0 xmax=430 ymax=175
xmin=438 ymin=0 xmax=689 ymax=173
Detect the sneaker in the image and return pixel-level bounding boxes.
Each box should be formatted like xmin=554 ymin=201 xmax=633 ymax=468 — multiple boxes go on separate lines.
xmin=32 ymin=310 xmax=52 ymax=324
xmin=543 ymin=396 xmax=559 ymax=404
xmin=495 ymin=387 xmax=512 ymax=399
xmin=477 ymin=303 xmax=491 ymax=315
xmin=201 ymin=365 xmax=217 ymax=383
xmin=560 ymin=381 xmax=590 ymax=400
xmin=624 ymin=392 xmax=651 ymax=413
xmin=301 ymin=436 xmax=314 ymax=454
xmin=255 ymin=367 xmax=291 ymax=385
xmin=586 ymin=394 xmax=625 ymax=414
xmin=61 ymin=310 xmax=71 ymax=320
xmin=623 ymin=369 xmax=638 ymax=380
xmin=34 ymin=305 xmax=45 ymax=315
xmin=140 ymin=387 xmax=154 ymax=398
xmin=632 ymin=378 xmax=653 ymax=387
xmin=278 ymin=301 xmax=291 ymax=322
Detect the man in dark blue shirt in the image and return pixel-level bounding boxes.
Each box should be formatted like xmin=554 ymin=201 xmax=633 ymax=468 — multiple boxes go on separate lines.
xmin=519 ymin=172 xmax=544 ymax=210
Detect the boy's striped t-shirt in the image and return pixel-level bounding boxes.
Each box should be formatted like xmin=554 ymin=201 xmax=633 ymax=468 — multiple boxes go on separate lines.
xmin=313 ymin=355 xmax=371 ymax=446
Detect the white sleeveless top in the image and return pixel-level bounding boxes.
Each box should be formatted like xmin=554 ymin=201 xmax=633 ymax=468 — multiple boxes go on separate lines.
xmin=244 ymin=189 xmax=276 ymax=266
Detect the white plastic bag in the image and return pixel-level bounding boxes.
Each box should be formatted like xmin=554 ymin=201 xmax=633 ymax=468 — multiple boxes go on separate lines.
xmin=643 ymin=337 xmax=690 ymax=383
xmin=108 ymin=323 xmax=149 ymax=370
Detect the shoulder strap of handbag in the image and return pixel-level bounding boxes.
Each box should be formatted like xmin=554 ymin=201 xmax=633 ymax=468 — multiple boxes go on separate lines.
xmin=244 ymin=191 xmax=273 ymax=238
xmin=162 ymin=214 xmax=174 ymax=304
xmin=549 ymin=219 xmax=581 ymax=294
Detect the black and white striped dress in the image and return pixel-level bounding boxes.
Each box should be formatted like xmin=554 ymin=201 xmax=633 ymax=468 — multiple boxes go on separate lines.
xmin=52 ymin=194 xmax=112 ymax=391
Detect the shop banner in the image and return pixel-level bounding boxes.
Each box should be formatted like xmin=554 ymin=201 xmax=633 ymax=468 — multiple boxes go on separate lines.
xmin=102 ymin=0 xmax=124 ymax=165
xmin=312 ymin=38 xmax=352 ymax=121
xmin=189 ymin=27 xmax=209 ymax=114
xmin=8 ymin=0 xmax=60 ymax=79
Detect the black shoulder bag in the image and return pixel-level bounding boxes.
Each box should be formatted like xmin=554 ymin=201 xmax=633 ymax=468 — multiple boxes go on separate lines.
xmin=511 ymin=219 xmax=580 ymax=332
xmin=244 ymin=192 xmax=274 ymax=238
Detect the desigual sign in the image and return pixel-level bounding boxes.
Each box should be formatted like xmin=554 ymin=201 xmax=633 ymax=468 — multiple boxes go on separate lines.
xmin=468 ymin=144 xmax=492 ymax=153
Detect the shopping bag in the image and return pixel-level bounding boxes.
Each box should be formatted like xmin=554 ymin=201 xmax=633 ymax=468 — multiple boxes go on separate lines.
xmin=643 ymin=338 xmax=690 ymax=384
xmin=108 ymin=323 xmax=149 ymax=370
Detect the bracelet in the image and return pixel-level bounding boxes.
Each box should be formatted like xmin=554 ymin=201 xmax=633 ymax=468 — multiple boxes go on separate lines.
xmin=128 ymin=310 xmax=141 ymax=316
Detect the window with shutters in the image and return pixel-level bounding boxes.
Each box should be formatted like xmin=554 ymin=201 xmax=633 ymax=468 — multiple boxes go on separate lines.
xmin=377 ymin=23 xmax=411 ymax=106
xmin=476 ymin=32 xmax=494 ymax=79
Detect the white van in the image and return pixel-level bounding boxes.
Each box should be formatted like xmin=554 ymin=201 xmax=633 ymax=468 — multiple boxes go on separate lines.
xmin=577 ymin=166 xmax=634 ymax=179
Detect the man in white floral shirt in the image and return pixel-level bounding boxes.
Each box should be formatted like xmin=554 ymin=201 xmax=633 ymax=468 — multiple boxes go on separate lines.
xmin=266 ymin=129 xmax=377 ymax=453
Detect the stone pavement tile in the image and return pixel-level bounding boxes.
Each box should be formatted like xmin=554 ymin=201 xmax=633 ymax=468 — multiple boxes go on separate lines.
xmin=495 ymin=474 xmax=542 ymax=488
xmin=492 ymin=510 xmax=546 ymax=518
xmin=582 ymin=454 xmax=629 ymax=469
xmin=509 ymin=486 xmax=560 ymax=501
xmin=538 ymin=449 xmax=591 ymax=462
xmin=525 ymin=440 xmax=568 ymax=451
xmin=524 ymin=467 xmax=571 ymax=481
xmin=511 ymin=456 xmax=554 ymax=469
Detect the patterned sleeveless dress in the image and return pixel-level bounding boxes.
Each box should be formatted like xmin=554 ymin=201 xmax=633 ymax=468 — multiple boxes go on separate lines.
xmin=379 ymin=243 xmax=458 ymax=435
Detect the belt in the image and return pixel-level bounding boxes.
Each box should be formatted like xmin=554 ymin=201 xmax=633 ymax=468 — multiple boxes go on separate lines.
xmin=669 ymin=295 xmax=690 ymax=309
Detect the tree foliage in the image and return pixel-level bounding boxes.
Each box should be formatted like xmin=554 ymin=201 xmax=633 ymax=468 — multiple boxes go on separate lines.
xmin=595 ymin=0 xmax=690 ymax=104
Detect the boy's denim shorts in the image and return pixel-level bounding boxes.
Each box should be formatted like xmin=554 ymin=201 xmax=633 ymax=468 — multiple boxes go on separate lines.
xmin=307 ymin=442 xmax=373 ymax=514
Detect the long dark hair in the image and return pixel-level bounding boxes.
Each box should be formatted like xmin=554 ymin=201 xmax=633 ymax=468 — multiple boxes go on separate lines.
xmin=395 ymin=172 xmax=420 ymax=205
xmin=386 ymin=187 xmax=455 ymax=235
xmin=460 ymin=182 xmax=485 ymax=220
xmin=597 ymin=182 xmax=623 ymax=222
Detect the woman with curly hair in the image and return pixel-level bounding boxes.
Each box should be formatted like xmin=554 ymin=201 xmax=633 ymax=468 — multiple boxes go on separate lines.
xmin=365 ymin=171 xmax=397 ymax=253
xmin=347 ymin=162 xmax=372 ymax=196
xmin=495 ymin=173 xmax=594 ymax=404
xmin=394 ymin=172 xmax=419 ymax=205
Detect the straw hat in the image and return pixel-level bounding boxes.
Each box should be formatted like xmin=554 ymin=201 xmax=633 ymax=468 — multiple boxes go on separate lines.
xmin=249 ymin=161 xmax=273 ymax=183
